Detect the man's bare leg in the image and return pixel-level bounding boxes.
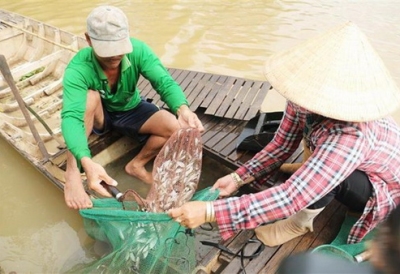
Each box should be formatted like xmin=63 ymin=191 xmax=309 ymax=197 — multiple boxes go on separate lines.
xmin=125 ymin=109 xmax=180 ymax=184
xmin=64 ymin=151 xmax=93 ymax=209
xmin=125 ymin=135 xmax=167 ymax=183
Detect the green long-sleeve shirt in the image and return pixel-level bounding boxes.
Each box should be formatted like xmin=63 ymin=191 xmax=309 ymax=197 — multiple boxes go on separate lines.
xmin=61 ymin=38 xmax=188 ymax=165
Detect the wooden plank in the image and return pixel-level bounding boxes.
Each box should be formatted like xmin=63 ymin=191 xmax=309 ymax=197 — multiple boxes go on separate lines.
xmin=233 ymin=81 xmax=263 ymax=120
xmin=198 ymin=112 xmax=218 ymax=131
xmin=210 ymin=132 xmax=236 ymax=158
xmin=92 ymin=136 xmax=140 ymax=167
xmin=204 ymin=120 xmax=239 ymax=151
xmin=220 ymin=136 xmax=242 ymax=161
xmin=196 ymin=230 xmax=242 ymax=273
xmin=200 ymin=113 xmax=223 ymax=134
xmin=205 ymin=77 xmax=236 ymax=116
xmin=176 ymin=70 xmax=200 ymax=107
xmin=191 ymin=74 xmax=224 ymax=110
xmin=214 ymin=120 xmax=245 ymax=153
xmin=230 ymin=243 xmax=279 ymax=274
xmin=243 ymin=82 xmax=271 ymax=120
xmin=135 ymin=70 xmax=266 ymax=120
xmin=215 ymin=230 xmax=257 ymax=271
xmin=201 ymin=116 xmax=229 ymax=145
xmin=227 ymin=142 xmax=252 ymax=165
xmin=200 ymin=75 xmax=229 ymax=108
xmin=214 ymin=78 xmax=245 ymax=118
xmin=198 ymin=116 xmax=246 ymax=170
xmin=186 ymin=72 xmax=214 ymax=110
xmin=174 ymin=68 xmax=193 ymax=87
xmin=212 ymin=132 xmax=241 ymax=156
xmin=186 ymin=72 xmax=212 ymax=109
xmin=179 ymin=70 xmax=199 ymax=102
xmin=88 ymin=131 xmax=124 ymax=157
xmin=219 ymin=233 xmax=268 ymax=274
xmin=200 ymin=114 xmax=241 ymax=168
xmin=224 ymin=80 xmax=253 ymax=118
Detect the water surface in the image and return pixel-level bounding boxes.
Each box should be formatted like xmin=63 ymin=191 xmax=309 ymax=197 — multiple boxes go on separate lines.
xmin=0 ymin=1 xmax=399 ymax=272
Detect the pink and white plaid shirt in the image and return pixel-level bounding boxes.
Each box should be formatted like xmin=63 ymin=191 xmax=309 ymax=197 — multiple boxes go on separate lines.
xmin=214 ymin=101 xmax=400 ymax=243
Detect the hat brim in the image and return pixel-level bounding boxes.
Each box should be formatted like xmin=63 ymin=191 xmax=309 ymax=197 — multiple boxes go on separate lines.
xmin=90 ymin=36 xmax=132 ymax=58
xmin=263 ymin=22 xmax=400 ymax=122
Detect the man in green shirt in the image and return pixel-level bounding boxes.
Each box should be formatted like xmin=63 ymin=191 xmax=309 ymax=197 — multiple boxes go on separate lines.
xmin=61 ymin=5 xmax=203 ymax=210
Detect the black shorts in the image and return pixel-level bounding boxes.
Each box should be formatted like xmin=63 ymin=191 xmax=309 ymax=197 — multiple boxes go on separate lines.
xmin=93 ymin=99 xmax=160 ymax=143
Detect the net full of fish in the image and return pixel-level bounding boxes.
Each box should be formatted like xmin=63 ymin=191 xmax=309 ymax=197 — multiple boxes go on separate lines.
xmin=72 ymin=127 xmax=218 ymax=274
xmin=120 ymin=127 xmax=202 ymax=212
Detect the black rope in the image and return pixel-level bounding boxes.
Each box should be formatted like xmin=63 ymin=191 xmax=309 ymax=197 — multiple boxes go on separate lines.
xmin=200 ymin=238 xmax=265 ymax=274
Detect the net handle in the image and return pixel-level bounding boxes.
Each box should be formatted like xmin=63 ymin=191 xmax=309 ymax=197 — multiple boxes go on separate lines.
xmin=100 ymin=181 xmax=123 ymax=201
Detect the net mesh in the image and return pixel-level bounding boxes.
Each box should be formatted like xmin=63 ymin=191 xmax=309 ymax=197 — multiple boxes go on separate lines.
xmin=67 ymin=128 xmax=219 ymax=273
xmin=69 ymin=188 xmax=218 ymax=273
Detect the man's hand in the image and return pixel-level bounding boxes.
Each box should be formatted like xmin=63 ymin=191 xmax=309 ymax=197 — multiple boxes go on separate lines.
xmin=177 ymin=105 xmax=204 ymax=132
xmin=81 ymin=157 xmax=118 ymax=197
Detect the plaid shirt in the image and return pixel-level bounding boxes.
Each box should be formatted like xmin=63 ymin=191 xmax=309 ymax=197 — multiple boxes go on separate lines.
xmin=214 ymin=101 xmax=400 ymax=242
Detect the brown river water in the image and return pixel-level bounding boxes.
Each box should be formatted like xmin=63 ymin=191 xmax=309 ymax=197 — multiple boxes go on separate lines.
xmin=0 ymin=1 xmax=399 ymax=273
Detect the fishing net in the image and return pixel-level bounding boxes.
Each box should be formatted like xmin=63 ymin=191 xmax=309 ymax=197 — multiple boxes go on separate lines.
xmin=67 ymin=128 xmax=219 ymax=273
xmin=312 ymin=214 xmax=375 ymax=264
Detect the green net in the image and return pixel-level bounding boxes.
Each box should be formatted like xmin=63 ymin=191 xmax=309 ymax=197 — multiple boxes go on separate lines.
xmin=68 ymin=187 xmax=219 ymax=273
xmin=312 ymin=214 xmax=375 ymax=264
xmin=65 ymin=128 xmax=219 ymax=273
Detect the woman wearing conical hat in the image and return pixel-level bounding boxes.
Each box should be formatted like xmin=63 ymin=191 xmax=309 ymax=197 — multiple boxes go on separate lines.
xmin=170 ymin=22 xmax=400 ymax=247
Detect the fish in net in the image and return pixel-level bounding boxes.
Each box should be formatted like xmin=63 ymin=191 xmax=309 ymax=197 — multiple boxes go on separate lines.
xmin=65 ymin=128 xmax=219 ymax=274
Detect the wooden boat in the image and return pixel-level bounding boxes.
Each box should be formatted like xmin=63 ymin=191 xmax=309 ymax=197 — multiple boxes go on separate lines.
xmin=0 ymin=9 xmax=347 ymax=274
xmin=0 ymin=8 xmax=272 ymax=192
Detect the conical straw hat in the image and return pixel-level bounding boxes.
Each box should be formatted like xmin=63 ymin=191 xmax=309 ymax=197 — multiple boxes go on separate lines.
xmin=264 ymin=22 xmax=400 ymax=121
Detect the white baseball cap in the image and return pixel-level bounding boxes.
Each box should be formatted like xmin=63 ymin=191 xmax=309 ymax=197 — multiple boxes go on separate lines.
xmin=87 ymin=6 xmax=133 ymax=57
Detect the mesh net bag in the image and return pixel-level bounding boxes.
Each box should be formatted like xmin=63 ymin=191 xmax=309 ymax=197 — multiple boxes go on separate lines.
xmin=70 ymin=187 xmax=218 ymax=273
xmin=67 ymin=128 xmax=219 ymax=273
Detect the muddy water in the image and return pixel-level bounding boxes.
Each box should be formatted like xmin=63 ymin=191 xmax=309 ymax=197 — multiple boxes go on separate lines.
xmin=0 ymin=137 xmax=93 ymax=272
xmin=0 ymin=1 xmax=400 ymax=273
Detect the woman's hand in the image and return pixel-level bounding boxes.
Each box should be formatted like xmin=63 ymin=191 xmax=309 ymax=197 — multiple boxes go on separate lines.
xmin=212 ymin=174 xmax=238 ymax=197
xmin=169 ymin=201 xmax=207 ymax=228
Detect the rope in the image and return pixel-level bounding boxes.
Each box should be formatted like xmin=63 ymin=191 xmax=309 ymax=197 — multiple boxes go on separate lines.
xmin=200 ymin=238 xmax=265 ymax=274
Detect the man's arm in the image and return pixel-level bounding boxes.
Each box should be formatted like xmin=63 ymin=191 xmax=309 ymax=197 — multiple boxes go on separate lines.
xmin=133 ymin=40 xmax=203 ymax=130
xmin=61 ymin=67 xmax=92 ymax=169
xmin=133 ymin=40 xmax=189 ymax=114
